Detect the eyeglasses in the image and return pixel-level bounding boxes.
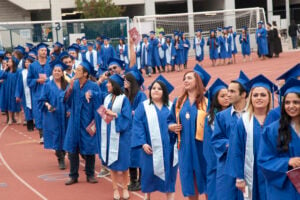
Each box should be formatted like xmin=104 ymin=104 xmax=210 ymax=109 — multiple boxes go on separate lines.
xmin=109 ymin=66 xmax=117 ymax=71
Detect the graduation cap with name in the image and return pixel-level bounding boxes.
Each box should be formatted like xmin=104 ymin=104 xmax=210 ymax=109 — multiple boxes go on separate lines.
xmin=36 ymin=42 xmax=49 ymax=50
xmin=150 ymin=74 xmax=174 ymax=94
xmin=109 ymin=74 xmax=124 ymax=88
xmin=205 ymin=78 xmax=228 ymax=100
xmin=80 ymin=61 xmax=96 ymax=76
xmin=279 ymin=78 xmax=300 ymax=96
xmin=276 ymin=64 xmax=300 ymax=81
xmin=246 ymin=74 xmax=278 ymax=93
xmin=108 ymin=57 xmax=125 ymax=70
xmin=53 ymin=42 xmax=64 ymax=48
xmin=14 ymin=45 xmax=25 ymax=55
xmin=194 ymin=64 xmax=211 ymax=87
xmin=127 ymin=65 xmax=144 ymax=86
xmin=234 ymin=70 xmax=250 ymax=92
xmin=50 ymin=60 xmax=69 ymax=71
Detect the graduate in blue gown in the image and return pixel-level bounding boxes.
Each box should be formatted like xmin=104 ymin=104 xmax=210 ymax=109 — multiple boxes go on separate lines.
xmin=116 ymin=37 xmax=129 ymax=71
xmin=140 ymin=34 xmax=153 ymax=76
xmin=100 ymin=37 xmax=116 ymax=71
xmin=182 ymin=32 xmax=190 ymax=69
xmin=68 ymin=44 xmax=81 ymax=69
xmin=168 ymin=66 xmax=211 ymax=198
xmin=38 ymin=60 xmax=69 ymax=170
xmin=193 ymin=29 xmax=205 ymax=64
xmin=0 ymin=57 xmax=9 ymax=117
xmin=158 ymin=31 xmax=166 ymax=72
xmin=27 ymin=43 xmax=52 ymax=143
xmin=95 ymin=74 xmax=132 ymax=200
xmin=203 ymin=78 xmax=230 ymax=200
xmin=15 ymin=56 xmax=34 ymax=131
xmin=84 ymin=42 xmax=101 ymax=74
xmin=211 ymin=71 xmax=249 ymax=200
xmin=228 ymin=26 xmax=237 ymax=64
xmin=149 ymin=31 xmax=162 ymax=74
xmin=80 ymin=36 xmax=88 ymax=54
xmin=63 ymin=61 xmax=101 ymax=185
xmin=124 ymin=69 xmax=147 ymax=191
xmin=163 ymin=36 xmax=176 ymax=72
xmin=173 ymin=32 xmax=184 ymax=72
xmin=256 ymin=21 xmax=269 ymax=59
xmin=207 ymin=30 xmax=219 ymax=66
xmin=219 ymin=28 xmax=232 ymax=65
xmin=258 ymin=78 xmax=300 ymax=200
xmin=132 ymin=75 xmax=178 ymax=200
xmin=227 ymin=75 xmax=278 ymax=200
xmin=239 ymin=26 xmax=251 ymax=62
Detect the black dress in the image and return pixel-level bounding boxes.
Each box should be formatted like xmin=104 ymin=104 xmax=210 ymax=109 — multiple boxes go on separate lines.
xmin=267 ymin=29 xmax=275 ymax=58
xmin=272 ymin=28 xmax=282 ymax=56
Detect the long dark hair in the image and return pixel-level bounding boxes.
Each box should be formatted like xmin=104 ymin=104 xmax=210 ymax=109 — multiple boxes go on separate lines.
xmin=149 ymin=80 xmax=169 ymax=106
xmin=208 ymin=90 xmax=229 ymax=125
xmin=82 ymin=67 xmax=97 ymax=82
xmin=109 ymin=79 xmax=123 ymax=96
xmin=277 ymin=93 xmax=300 ymax=152
xmin=124 ymin=73 xmax=139 ymax=104
xmin=10 ymin=58 xmax=18 ymax=73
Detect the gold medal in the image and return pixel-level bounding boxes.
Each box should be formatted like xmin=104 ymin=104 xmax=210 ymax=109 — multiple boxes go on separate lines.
xmin=185 ymin=112 xmax=190 ymax=119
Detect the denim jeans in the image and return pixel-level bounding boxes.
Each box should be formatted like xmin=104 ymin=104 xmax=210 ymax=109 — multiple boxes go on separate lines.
xmin=291 ymin=36 xmax=298 ymax=49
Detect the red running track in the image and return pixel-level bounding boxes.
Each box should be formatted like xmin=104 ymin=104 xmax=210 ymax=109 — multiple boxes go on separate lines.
xmin=0 ymin=50 xmax=299 ymax=200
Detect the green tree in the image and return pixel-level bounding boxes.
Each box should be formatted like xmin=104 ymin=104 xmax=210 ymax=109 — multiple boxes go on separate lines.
xmin=76 ymin=0 xmax=126 ymax=18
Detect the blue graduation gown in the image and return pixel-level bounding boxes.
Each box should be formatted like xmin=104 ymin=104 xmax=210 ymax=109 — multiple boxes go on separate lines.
xmin=132 ymin=102 xmax=178 ymax=193
xmin=265 ymin=106 xmax=281 ymax=125
xmin=38 ymin=80 xmax=67 ymax=150
xmin=1 ymin=70 xmax=21 ymax=112
xmin=193 ymin=37 xmax=205 ymax=62
xmin=129 ymin=91 xmax=147 ymax=168
xmin=211 ymin=106 xmax=244 ymax=200
xmin=258 ymin=121 xmax=300 ymax=200
xmin=0 ymin=70 xmax=9 ymax=112
xmin=100 ymin=45 xmax=116 ymax=70
xmin=163 ymin=43 xmax=176 ymax=65
xmin=227 ymin=116 xmax=267 ymax=200
xmin=203 ymin=118 xmax=217 ymax=200
xmin=239 ymin=33 xmax=251 ymax=56
xmin=220 ymin=36 xmax=232 ymax=59
xmin=27 ymin=60 xmax=52 ymax=129
xmin=141 ymin=43 xmax=152 ymax=69
xmin=63 ymin=80 xmax=102 ymax=155
xmin=256 ymin=28 xmax=269 ymax=55
xmin=173 ymin=40 xmax=184 ymax=65
xmin=182 ymin=39 xmax=190 ymax=64
xmin=207 ymin=38 xmax=219 ymax=60
xmin=96 ymin=95 xmax=132 ymax=171
xmin=230 ymin=32 xmax=238 ymax=54
xmin=149 ymin=38 xmax=161 ymax=67
xmin=168 ymin=98 xmax=207 ymax=197
xmin=15 ymin=69 xmax=33 ymax=121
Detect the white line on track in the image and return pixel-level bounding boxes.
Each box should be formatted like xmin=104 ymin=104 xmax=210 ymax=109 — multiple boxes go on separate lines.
xmin=0 ymin=125 xmax=8 ymax=139
xmin=0 ymin=153 xmax=47 ymax=200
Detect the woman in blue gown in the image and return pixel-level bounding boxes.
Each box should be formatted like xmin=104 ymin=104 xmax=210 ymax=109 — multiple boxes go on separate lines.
xmin=38 ymin=60 xmax=69 ymax=170
xmin=124 ymin=71 xmax=147 ymax=191
xmin=168 ymin=69 xmax=208 ymax=199
xmin=15 ymin=56 xmax=34 ymax=131
xmin=207 ymin=30 xmax=219 ymax=67
xmin=182 ymin=33 xmax=190 ymax=69
xmin=0 ymin=57 xmax=9 ymax=120
xmin=256 ymin=21 xmax=269 ymax=59
xmin=173 ymin=33 xmax=184 ymax=72
xmin=227 ymin=74 xmax=277 ymax=200
xmin=239 ymin=27 xmax=251 ymax=62
xmin=203 ymin=78 xmax=230 ymax=200
xmin=132 ymin=75 xmax=178 ymax=200
xmin=96 ymin=74 xmax=132 ymax=200
xmin=258 ymin=78 xmax=300 ymax=200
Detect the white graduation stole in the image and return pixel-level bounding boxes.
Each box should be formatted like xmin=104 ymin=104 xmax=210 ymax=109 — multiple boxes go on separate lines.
xmin=22 ymin=69 xmax=32 ymax=109
xmin=158 ymin=38 xmax=165 ymax=59
xmin=17 ymin=59 xmax=23 ymax=69
xmin=143 ymin=100 xmax=178 ymax=181
xmin=242 ymin=113 xmax=254 ymax=200
xmin=101 ymin=94 xmax=125 ymax=166
xmin=195 ymin=37 xmax=202 ymax=56
xmin=86 ymin=50 xmax=98 ymax=70
xmin=165 ymin=43 xmax=172 ymax=64
xmin=230 ymin=33 xmax=234 ymax=49
xmin=135 ymin=44 xmax=141 ymax=69
xmin=143 ymin=43 xmax=148 ymax=65
xmin=225 ymin=37 xmax=229 ymax=52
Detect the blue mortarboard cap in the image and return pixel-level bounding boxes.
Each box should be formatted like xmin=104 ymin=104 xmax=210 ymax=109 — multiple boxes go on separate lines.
xmin=150 ymin=31 xmax=155 ymax=35
xmin=103 ymin=37 xmax=110 ymax=41
xmin=280 ymin=78 xmax=300 ymax=96
xmin=128 ymin=65 xmax=144 ymax=86
xmin=174 ymin=31 xmax=179 ymax=36
xmin=109 ymin=74 xmax=124 ymax=88
xmin=210 ymin=29 xmax=216 ymax=34
xmin=3 ymin=57 xmax=9 ymax=62
xmin=87 ymin=42 xmax=94 ymax=47
xmin=37 ymin=42 xmax=49 ymax=50
xmin=258 ymin=21 xmax=263 ymax=25
xmin=108 ymin=57 xmax=125 ymax=70
xmin=193 ymin=64 xmax=211 ymax=87
xmin=50 ymin=60 xmax=68 ymax=71
xmin=53 ymin=42 xmax=63 ymax=48
xmin=68 ymin=44 xmax=80 ymax=52
xmin=242 ymin=26 xmax=248 ymax=31
xmin=276 ymin=64 xmax=300 ymax=81
xmin=58 ymin=51 xmax=70 ymax=60
xmin=14 ymin=45 xmax=25 ymax=54
xmin=205 ymin=78 xmax=228 ymax=100
xmin=179 ymin=32 xmax=183 ymax=37
xmin=25 ymin=43 xmax=34 ymax=49
xmin=196 ymin=29 xmax=202 ymax=32
xmin=235 ymin=70 xmax=250 ymax=92
xmin=217 ymin=27 xmax=222 ymax=32
xmin=28 ymin=47 xmax=37 ymax=56
xmin=151 ymin=75 xmax=174 ymax=94
xmin=119 ymin=36 xmax=125 ymax=40
xmin=0 ymin=50 xmax=5 ymax=57
xmin=166 ymin=36 xmax=172 ymax=40
xmin=81 ymin=36 xmax=87 ymax=40
xmin=159 ymin=31 xmax=165 ymax=35
xmin=80 ymin=61 xmax=96 ymax=76
xmin=228 ymin=26 xmax=233 ymax=29
xmin=142 ymin=34 xmax=149 ymax=39
xmin=24 ymin=55 xmax=35 ymax=62
xmin=246 ymin=74 xmax=278 ymax=93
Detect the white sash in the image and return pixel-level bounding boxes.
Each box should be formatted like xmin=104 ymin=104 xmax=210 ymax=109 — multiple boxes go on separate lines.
xmin=101 ymin=94 xmax=125 ymax=166
xmin=230 ymin=33 xmax=234 ymax=49
xmin=158 ymin=38 xmax=165 ymax=59
xmin=143 ymin=43 xmax=148 ymax=65
xmin=22 ymin=69 xmax=32 ymax=109
xmin=242 ymin=113 xmax=254 ymax=200
xmin=166 ymin=43 xmax=172 ymax=64
xmin=225 ymin=37 xmax=229 ymax=52
xmin=86 ymin=50 xmax=98 ymax=71
xmin=17 ymin=59 xmax=23 ymax=69
xmin=195 ymin=37 xmax=202 ymax=56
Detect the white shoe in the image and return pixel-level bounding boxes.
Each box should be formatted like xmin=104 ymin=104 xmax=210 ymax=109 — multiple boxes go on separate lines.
xmin=40 ymin=137 xmax=44 ymax=144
